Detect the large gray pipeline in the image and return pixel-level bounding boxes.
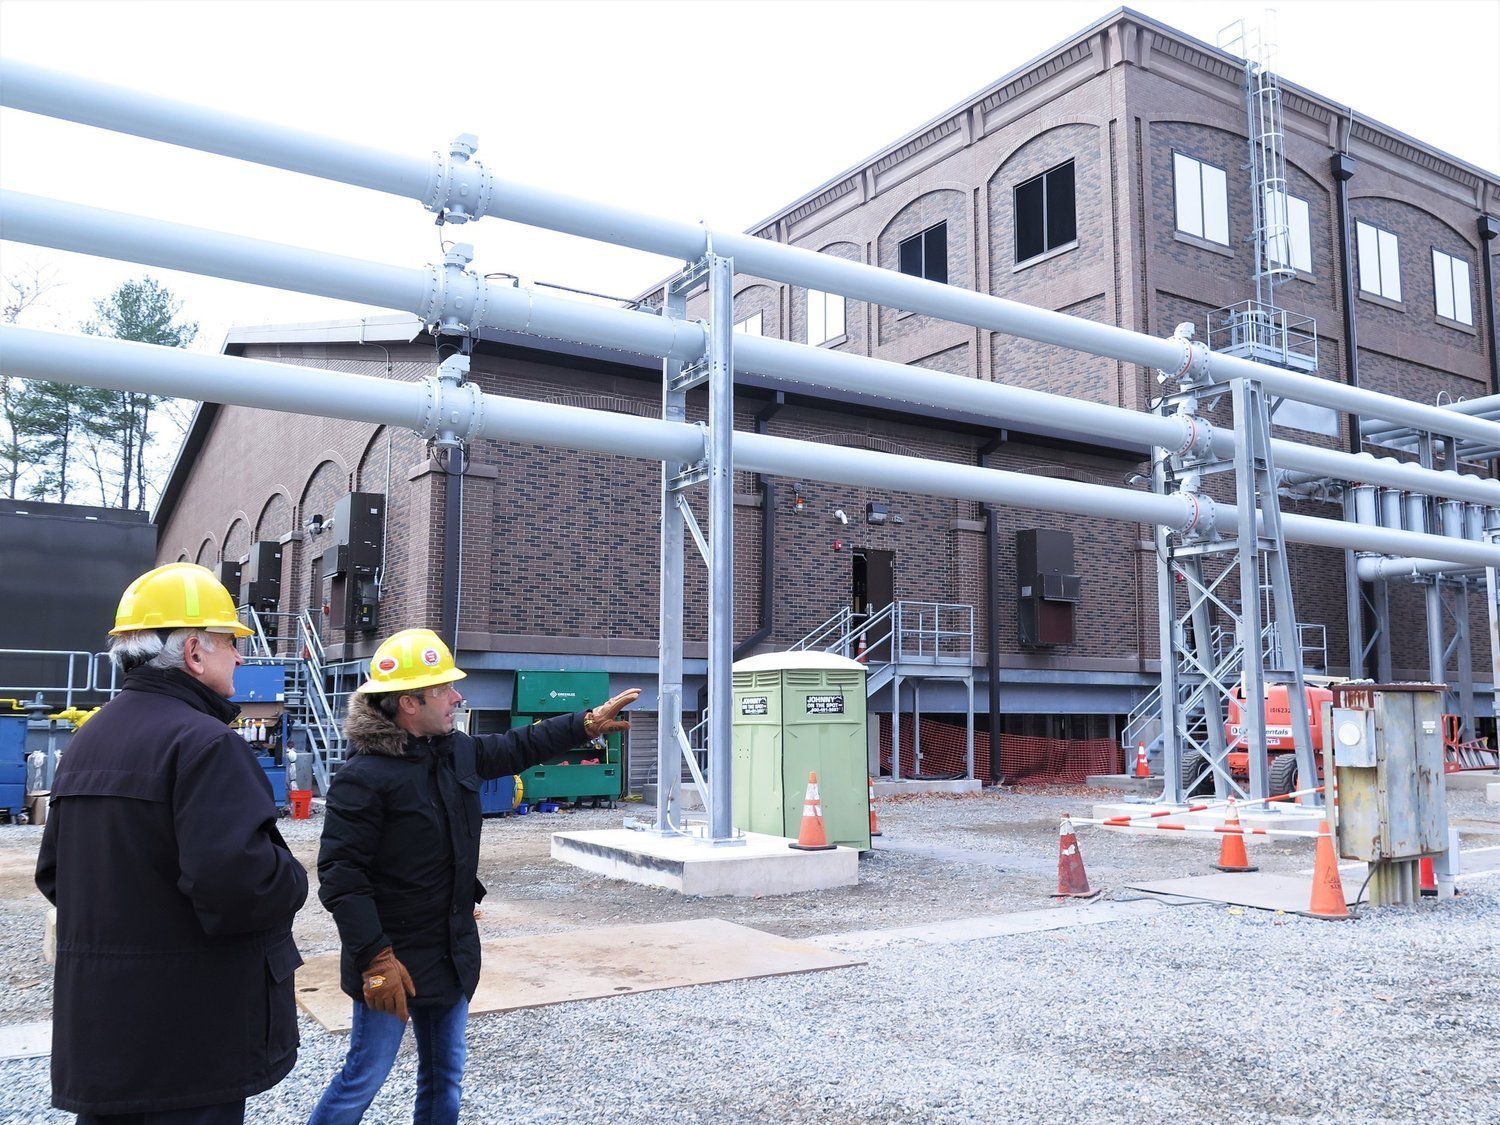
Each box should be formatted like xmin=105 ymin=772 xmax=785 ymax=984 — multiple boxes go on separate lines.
xmin=7 ymin=324 xmax=1500 ymax=572
xmin=5 ymin=189 xmax=1500 ymax=510
xmin=4 ymin=60 xmax=1500 ymax=448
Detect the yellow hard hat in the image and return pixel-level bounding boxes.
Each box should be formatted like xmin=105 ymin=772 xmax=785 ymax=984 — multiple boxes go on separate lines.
xmin=111 ymin=562 xmax=252 ymax=637
xmin=356 ymin=628 xmax=467 ymax=694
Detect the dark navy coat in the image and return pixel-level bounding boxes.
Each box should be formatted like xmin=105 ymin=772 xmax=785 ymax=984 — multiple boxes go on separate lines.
xmin=35 ymin=666 xmax=308 ymax=1115
xmin=317 ymin=696 xmax=587 ymax=1007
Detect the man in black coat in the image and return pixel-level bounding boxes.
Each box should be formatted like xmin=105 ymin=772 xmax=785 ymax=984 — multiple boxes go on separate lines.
xmin=35 ymin=563 xmax=308 ymax=1124
xmin=310 ymin=628 xmax=636 ymax=1125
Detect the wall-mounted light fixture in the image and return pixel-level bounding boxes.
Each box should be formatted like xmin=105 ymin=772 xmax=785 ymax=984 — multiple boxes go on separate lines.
xmin=304 ymin=513 xmax=327 ymax=536
xmin=866 ymin=501 xmax=889 ymax=525
xmin=792 ymin=483 xmax=807 ymax=513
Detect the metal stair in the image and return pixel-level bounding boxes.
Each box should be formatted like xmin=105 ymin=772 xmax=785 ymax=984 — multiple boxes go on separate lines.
xmin=241 ymin=608 xmax=350 ymax=793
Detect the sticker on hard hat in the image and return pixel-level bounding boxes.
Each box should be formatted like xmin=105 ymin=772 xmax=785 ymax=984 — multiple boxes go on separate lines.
xmin=421 ymin=648 xmax=442 ymax=667
xmin=376 ymin=656 xmax=399 ymax=674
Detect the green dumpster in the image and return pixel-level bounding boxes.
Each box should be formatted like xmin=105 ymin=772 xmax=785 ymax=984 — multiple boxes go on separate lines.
xmin=513 ymin=670 xmax=622 ymax=804
xmin=731 ymin=651 xmax=870 ymax=850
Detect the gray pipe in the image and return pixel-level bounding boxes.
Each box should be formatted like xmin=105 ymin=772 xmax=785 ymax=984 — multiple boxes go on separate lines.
xmin=8 ymin=323 xmax=1500 ymax=573
xmin=6 ymin=188 xmax=1499 ymax=510
xmin=5 ymin=60 xmax=1500 ymax=449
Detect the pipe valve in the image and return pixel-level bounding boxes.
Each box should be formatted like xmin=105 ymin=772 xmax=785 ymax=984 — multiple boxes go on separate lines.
xmin=425 ymin=132 xmax=494 ymax=224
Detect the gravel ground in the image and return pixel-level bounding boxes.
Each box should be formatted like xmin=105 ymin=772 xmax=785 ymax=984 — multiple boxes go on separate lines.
xmin=3 ymin=786 xmax=1498 ymax=1122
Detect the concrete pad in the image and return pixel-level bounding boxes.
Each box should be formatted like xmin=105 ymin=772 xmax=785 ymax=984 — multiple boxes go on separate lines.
xmin=874 ymin=778 xmax=981 ymax=796
xmin=295 ymin=919 xmax=859 ymax=1033
xmin=0 ymin=1021 xmax=50 ymax=1061
xmin=1446 ymin=770 xmax=1500 ymax=793
xmin=1489 ymin=782 xmax=1500 ymax=805
xmin=1085 ymin=774 xmax=1162 ymax=794
xmin=639 ymin=783 xmax=704 ymax=811
xmin=552 ymin=828 xmax=858 ymax=896
xmin=809 ymin=899 xmax=1165 ymax=952
xmin=1089 ymin=801 xmax=1325 ymax=834
xmin=1127 ymin=871 xmax=1360 ymax=912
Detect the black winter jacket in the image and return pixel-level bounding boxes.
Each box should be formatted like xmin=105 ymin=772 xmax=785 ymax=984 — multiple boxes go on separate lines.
xmin=35 ymin=666 xmax=308 ymax=1115
xmin=317 ymin=695 xmax=589 ymax=1007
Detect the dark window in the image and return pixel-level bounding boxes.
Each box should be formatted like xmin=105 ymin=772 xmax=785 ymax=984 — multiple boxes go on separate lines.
xmin=1014 ymin=160 xmax=1077 ymax=263
xmin=898 ymin=221 xmax=948 ymax=284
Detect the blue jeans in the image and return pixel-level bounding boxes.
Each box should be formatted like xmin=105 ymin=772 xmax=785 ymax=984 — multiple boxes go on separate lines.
xmin=309 ymin=998 xmax=468 ymax=1125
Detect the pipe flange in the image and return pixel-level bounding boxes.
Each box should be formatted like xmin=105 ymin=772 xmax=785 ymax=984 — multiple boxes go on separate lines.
xmin=424 ymin=354 xmax=483 ymax=446
xmin=416 ymin=372 xmax=440 ymax=439
xmin=1169 ymin=412 xmax=1216 ymax=463
xmin=1178 ymin=491 xmax=1218 ymax=541
xmin=426 ymin=244 xmax=482 ymax=335
xmin=417 ymin=263 xmax=445 ymax=327
xmin=1157 ymin=322 xmax=1211 ymax=386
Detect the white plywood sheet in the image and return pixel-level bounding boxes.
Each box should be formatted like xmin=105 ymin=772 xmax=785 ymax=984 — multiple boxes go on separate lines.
xmin=296 ymin=918 xmax=859 ymax=1033
xmin=1127 ymin=872 xmax=1360 ymax=913
xmin=0 ymin=1020 xmax=51 ymax=1060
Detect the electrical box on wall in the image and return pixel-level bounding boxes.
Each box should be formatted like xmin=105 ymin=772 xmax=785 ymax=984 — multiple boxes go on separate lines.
xmin=322 ymin=492 xmax=384 ymax=632
xmin=219 ymin=560 xmax=243 ymax=605
xmin=241 ymin=541 xmax=282 ymax=612
xmin=1016 ymin=529 xmax=1080 ymax=647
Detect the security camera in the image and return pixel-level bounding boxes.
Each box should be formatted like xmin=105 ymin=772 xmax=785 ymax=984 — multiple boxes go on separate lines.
xmin=834 ymin=509 xmax=848 ymax=524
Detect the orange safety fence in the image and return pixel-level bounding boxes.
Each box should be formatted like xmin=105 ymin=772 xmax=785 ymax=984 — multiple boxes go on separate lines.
xmin=877 ymin=715 xmax=1124 ymax=786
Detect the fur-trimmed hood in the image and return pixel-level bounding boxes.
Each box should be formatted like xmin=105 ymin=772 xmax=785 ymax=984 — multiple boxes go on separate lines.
xmin=343 ymin=693 xmax=413 ymax=758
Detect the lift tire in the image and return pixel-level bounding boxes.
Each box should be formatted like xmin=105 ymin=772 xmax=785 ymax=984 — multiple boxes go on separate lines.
xmin=1181 ymin=752 xmax=1214 ymax=798
xmin=1268 ymin=754 xmax=1298 ymax=797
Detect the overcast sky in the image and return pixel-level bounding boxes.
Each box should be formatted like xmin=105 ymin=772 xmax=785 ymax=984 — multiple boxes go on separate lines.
xmin=2 ymin=0 xmax=1497 ymax=350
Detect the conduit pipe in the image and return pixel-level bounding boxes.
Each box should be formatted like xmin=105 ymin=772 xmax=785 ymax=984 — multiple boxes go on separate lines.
xmin=4 ymin=60 xmax=1500 ymax=447
xmin=5 ymin=191 xmax=1499 ymax=512
xmin=1362 ymin=394 xmax=1500 ymax=443
xmin=7 ymin=324 xmax=1500 ymax=573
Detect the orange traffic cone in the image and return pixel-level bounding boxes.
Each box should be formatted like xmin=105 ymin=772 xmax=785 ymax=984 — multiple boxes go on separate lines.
xmin=789 ymin=772 xmax=836 ymax=851
xmin=1306 ymin=819 xmax=1350 ymax=920
xmin=867 ymin=776 xmax=882 ymax=837
xmin=1419 ymin=856 xmax=1437 ymax=897
xmin=1133 ymin=742 xmax=1150 ymax=778
xmin=1052 ymin=816 xmax=1100 ymax=899
xmin=1212 ymin=798 xmax=1258 ymax=872
xmin=854 ymin=635 xmax=869 ymax=663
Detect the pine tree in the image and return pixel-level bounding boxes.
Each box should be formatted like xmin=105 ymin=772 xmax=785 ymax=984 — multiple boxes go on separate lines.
xmin=80 ymin=278 xmax=198 ymax=509
xmin=1 ymin=264 xmax=64 ymax=499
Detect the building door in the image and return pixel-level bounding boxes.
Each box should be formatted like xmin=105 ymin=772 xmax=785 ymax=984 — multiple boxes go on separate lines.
xmin=853 ymin=548 xmax=894 ymax=661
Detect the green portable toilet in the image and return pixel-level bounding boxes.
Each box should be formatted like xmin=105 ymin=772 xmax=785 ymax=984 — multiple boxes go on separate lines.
xmin=731 ymin=651 xmax=869 ymax=851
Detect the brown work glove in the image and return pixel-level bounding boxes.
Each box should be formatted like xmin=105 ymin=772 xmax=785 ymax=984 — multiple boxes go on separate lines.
xmin=584 ymin=688 xmax=641 ymax=739
xmin=362 ymin=946 xmax=416 ymax=1023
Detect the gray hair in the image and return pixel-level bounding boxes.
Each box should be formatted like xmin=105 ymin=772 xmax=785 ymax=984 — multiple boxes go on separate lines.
xmin=109 ymin=627 xmax=222 ymax=674
xmin=374 ymin=689 xmax=423 ymax=719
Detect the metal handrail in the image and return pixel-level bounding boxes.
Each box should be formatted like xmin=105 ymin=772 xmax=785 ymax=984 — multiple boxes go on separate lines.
xmin=794 ymin=600 xmax=974 ymax=673
xmin=794 ymin=605 xmax=855 ymax=653
xmin=0 ymin=648 xmax=97 ymax=709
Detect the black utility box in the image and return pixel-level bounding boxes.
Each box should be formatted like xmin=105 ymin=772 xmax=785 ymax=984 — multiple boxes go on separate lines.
xmin=241 ymin=541 xmax=282 ymax=612
xmin=1017 ymin=529 xmax=1081 ymax=647
xmin=323 ymin=492 xmax=385 ymax=632
xmin=218 ymin=560 xmax=243 ymax=604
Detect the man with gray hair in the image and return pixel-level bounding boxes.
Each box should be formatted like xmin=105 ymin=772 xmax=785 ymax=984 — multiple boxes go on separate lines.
xmin=36 ymin=562 xmax=307 ymax=1125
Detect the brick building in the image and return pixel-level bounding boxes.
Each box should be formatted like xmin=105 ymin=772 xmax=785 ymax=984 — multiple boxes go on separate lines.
xmin=154 ymin=9 xmax=1500 ymax=785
